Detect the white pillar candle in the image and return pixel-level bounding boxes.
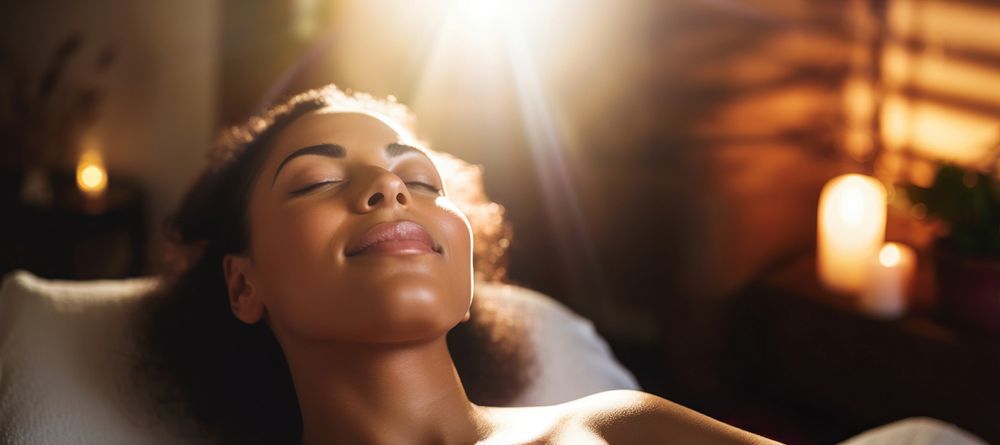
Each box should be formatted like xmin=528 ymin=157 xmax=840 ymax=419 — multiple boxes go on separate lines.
xmin=861 ymin=242 xmax=916 ymax=319
xmin=817 ymin=174 xmax=887 ymax=295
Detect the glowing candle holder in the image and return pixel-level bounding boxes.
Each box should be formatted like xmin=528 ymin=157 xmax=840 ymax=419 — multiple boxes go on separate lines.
xmin=817 ymin=174 xmax=887 ymax=295
xmin=76 ymin=149 xmax=108 ymax=199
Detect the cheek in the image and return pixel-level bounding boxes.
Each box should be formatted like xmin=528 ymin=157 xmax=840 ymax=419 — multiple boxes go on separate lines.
xmin=256 ymin=203 xmax=345 ymax=270
xmin=436 ymin=196 xmax=473 ymax=251
xmin=435 ymin=196 xmax=474 ymax=302
xmin=251 ymin=202 xmax=349 ymax=318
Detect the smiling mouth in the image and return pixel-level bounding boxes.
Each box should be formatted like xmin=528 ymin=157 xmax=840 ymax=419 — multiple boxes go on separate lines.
xmin=344 ymin=220 xmax=442 ymax=257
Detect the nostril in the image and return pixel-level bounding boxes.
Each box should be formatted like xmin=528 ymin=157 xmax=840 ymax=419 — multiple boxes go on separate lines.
xmin=367 ymin=192 xmax=383 ymax=207
xmin=396 ymin=192 xmax=407 ymax=205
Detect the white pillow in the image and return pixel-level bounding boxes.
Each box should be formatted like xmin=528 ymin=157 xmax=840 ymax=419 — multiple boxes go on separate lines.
xmin=484 ymin=282 xmax=641 ymax=407
xmin=0 ymin=271 xmax=182 ymax=444
xmin=0 ymin=270 xmax=639 ymax=445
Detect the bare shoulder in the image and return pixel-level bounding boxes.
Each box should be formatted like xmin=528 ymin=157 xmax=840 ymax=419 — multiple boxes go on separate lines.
xmin=478 ymin=391 xmax=783 ymax=445
xmin=563 ymin=390 xmax=784 ymax=445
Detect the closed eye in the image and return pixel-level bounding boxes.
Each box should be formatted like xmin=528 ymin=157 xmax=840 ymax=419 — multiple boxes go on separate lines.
xmin=405 ymin=181 xmax=442 ymax=194
xmin=289 ymin=180 xmax=344 ymax=196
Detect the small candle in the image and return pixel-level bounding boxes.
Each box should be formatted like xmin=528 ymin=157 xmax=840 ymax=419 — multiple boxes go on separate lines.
xmin=76 ymin=149 xmax=108 ymax=198
xmin=861 ymin=242 xmax=916 ymax=319
xmin=817 ymin=174 xmax=887 ymax=295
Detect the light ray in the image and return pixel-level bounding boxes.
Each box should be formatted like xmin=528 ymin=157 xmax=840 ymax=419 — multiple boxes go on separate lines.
xmin=502 ymin=13 xmax=610 ymax=316
xmin=405 ymin=0 xmax=610 ymax=315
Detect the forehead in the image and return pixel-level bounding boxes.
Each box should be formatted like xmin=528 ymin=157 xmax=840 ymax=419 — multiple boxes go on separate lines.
xmin=266 ymin=110 xmax=415 ymax=161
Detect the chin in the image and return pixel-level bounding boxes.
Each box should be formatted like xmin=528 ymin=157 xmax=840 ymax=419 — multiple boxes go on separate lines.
xmin=344 ymin=280 xmax=469 ymax=343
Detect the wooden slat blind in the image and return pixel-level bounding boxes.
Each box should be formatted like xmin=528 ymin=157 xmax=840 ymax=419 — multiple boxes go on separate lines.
xmin=866 ymin=0 xmax=1000 ymax=185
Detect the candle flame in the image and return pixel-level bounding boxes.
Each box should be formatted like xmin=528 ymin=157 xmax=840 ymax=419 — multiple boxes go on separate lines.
xmin=879 ymin=243 xmax=901 ymax=267
xmin=76 ymin=150 xmax=108 ymax=196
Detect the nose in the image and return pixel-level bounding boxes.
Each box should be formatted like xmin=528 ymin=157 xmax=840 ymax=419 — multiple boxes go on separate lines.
xmin=352 ymin=166 xmax=411 ymax=213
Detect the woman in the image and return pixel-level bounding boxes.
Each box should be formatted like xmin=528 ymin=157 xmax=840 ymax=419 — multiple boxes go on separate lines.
xmin=136 ymin=85 xmax=780 ymax=445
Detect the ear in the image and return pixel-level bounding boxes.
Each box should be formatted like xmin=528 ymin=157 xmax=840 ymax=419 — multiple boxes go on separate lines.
xmin=462 ymin=310 xmax=471 ymax=323
xmin=223 ymin=254 xmax=265 ymax=324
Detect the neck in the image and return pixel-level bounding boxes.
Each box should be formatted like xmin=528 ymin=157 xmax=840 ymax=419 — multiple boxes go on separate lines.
xmin=282 ymin=335 xmax=490 ymax=445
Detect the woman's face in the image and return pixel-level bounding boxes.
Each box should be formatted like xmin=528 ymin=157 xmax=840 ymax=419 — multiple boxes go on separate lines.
xmin=232 ymin=110 xmax=473 ymax=345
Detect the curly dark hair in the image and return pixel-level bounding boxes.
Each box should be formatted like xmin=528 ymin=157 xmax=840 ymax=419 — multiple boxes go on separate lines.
xmin=133 ymin=85 xmax=535 ymax=444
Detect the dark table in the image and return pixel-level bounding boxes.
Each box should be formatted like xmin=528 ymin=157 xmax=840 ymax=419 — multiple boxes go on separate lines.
xmin=724 ymin=253 xmax=999 ymax=444
xmin=1 ymin=169 xmax=147 ymax=279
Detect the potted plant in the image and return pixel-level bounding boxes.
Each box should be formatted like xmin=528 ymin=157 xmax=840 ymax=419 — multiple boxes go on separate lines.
xmin=907 ymin=163 xmax=1000 ymax=334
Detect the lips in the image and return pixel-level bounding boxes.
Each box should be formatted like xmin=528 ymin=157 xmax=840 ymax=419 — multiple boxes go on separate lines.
xmin=344 ymin=220 xmax=441 ymax=257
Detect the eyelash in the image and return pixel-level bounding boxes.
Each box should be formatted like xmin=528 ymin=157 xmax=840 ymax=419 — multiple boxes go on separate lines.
xmin=289 ymin=180 xmax=441 ymax=196
xmin=405 ymin=181 xmax=442 ymax=194
xmin=289 ymin=180 xmax=343 ymax=196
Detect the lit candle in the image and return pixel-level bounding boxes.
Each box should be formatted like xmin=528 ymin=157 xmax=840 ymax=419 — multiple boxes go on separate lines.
xmin=861 ymin=242 xmax=916 ymax=319
xmin=76 ymin=149 xmax=108 ymax=198
xmin=817 ymin=174 xmax=887 ymax=294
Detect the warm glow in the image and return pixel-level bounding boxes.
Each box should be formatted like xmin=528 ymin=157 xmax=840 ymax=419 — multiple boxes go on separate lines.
xmin=76 ymin=149 xmax=108 ymax=197
xmin=879 ymin=243 xmax=901 ymax=267
xmin=844 ymin=129 xmax=874 ymax=162
xmin=882 ymin=43 xmax=1000 ymax=107
xmin=455 ymin=0 xmax=504 ymax=22
xmin=843 ymin=76 xmax=874 ymax=125
xmin=80 ymin=165 xmax=104 ymax=188
xmin=315 ymin=0 xmax=619 ymax=319
xmin=838 ymin=183 xmax=867 ymax=226
xmin=889 ymin=0 xmax=1000 ymax=55
xmin=818 ymin=174 xmax=887 ymax=295
xmin=880 ymin=44 xmax=910 ymax=89
xmin=905 ymin=101 xmax=997 ymax=165
xmin=878 ymin=0 xmax=1000 ymax=174
xmin=879 ymin=95 xmax=911 ymax=151
xmin=292 ymin=0 xmax=322 ymax=41
xmin=880 ymin=94 xmax=998 ymax=166
xmin=842 ymin=75 xmax=876 ymax=161
xmin=417 ymin=0 xmax=563 ymax=51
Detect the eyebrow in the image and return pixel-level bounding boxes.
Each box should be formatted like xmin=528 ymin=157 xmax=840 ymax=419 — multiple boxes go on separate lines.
xmin=270 ymin=142 xmax=430 ymax=187
xmin=385 ymin=142 xmax=425 ymax=158
xmin=271 ymin=144 xmax=346 ymax=187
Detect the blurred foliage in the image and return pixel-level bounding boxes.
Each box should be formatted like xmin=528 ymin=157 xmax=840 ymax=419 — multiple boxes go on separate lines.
xmin=907 ymin=164 xmax=1000 ymax=256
